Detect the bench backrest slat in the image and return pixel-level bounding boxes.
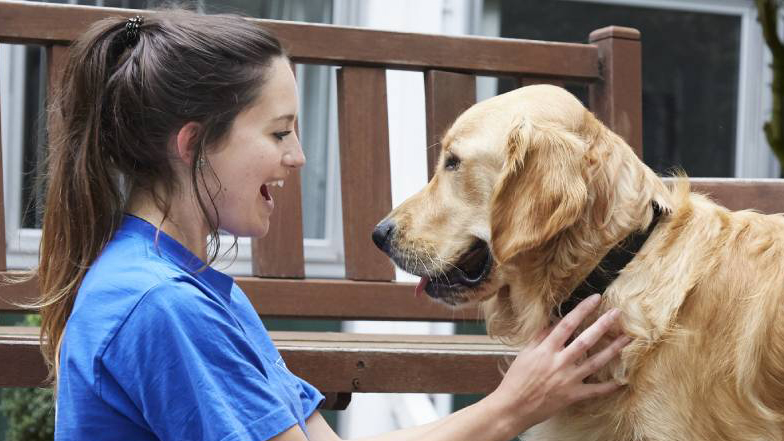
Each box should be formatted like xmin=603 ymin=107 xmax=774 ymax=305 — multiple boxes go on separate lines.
xmin=237 ymin=278 xmax=481 ymax=321
xmin=588 ymin=27 xmax=643 ymax=158
xmin=337 ymin=67 xmax=395 ymax=281
xmin=424 ymin=70 xmax=476 ymax=180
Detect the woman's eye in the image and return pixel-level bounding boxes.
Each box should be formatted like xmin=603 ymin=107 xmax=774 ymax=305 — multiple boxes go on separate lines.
xmin=444 ymin=155 xmax=460 ymax=171
xmin=273 ymin=131 xmax=292 ymax=141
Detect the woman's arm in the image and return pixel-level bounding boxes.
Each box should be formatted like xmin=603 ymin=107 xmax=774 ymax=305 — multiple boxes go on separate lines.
xmin=299 ymin=294 xmax=627 ymax=441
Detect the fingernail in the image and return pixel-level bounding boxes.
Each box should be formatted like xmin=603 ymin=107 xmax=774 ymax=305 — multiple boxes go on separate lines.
xmin=610 ymin=309 xmax=621 ymax=319
xmin=621 ymin=335 xmax=633 ymax=345
xmin=590 ymin=293 xmax=601 ymax=303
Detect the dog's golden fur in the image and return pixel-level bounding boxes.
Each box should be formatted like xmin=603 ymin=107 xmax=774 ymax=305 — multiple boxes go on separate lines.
xmin=381 ymin=85 xmax=784 ymax=440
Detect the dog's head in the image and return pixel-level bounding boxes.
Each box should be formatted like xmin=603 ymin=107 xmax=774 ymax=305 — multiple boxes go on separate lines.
xmin=373 ymin=85 xmax=602 ymax=306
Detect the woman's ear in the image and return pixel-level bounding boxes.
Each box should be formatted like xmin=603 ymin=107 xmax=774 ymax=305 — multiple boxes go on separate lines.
xmin=489 ymin=119 xmax=588 ymax=264
xmin=174 ymin=121 xmax=203 ymax=167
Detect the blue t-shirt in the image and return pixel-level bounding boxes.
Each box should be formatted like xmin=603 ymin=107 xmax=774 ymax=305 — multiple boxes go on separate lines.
xmin=55 ymin=215 xmax=324 ymax=441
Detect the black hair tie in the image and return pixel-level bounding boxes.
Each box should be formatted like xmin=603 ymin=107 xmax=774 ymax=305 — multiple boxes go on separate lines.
xmin=124 ymin=15 xmax=144 ymax=48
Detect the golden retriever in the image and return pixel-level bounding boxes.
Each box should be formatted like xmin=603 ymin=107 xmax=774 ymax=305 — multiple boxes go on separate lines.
xmin=372 ymin=85 xmax=784 ymax=440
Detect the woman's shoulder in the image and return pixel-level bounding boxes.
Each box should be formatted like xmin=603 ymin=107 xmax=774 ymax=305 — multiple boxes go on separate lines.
xmin=64 ymin=235 xmax=210 ymax=355
xmin=75 ymin=236 xmax=187 ymax=309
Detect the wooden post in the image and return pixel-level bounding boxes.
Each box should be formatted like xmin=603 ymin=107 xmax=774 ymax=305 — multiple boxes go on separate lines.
xmin=588 ymin=26 xmax=643 ymax=158
xmin=336 ymin=67 xmax=395 ymax=281
xmin=424 ymin=71 xmax=476 ymax=180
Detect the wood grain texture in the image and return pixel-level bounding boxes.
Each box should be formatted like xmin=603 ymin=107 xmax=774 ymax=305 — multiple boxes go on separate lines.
xmin=46 ymin=44 xmax=69 ymax=158
xmin=0 ymin=328 xmax=512 ymax=395
xmin=424 ymin=71 xmax=476 ymax=180
xmin=0 ymin=275 xmax=483 ymax=320
xmin=679 ymin=178 xmax=784 ymax=214
xmin=0 ymin=327 xmax=46 ymax=388
xmin=0 ymin=1 xmax=600 ymax=79
xmin=589 ymin=26 xmax=643 ymax=159
xmin=518 ymin=77 xmax=566 ymax=88
xmin=0 ymin=275 xmax=38 ymax=312
xmin=336 ymin=67 xmax=395 ymax=281
xmin=237 ymin=278 xmax=481 ymax=321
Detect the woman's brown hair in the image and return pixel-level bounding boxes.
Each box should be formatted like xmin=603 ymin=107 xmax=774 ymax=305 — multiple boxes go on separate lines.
xmin=33 ymin=8 xmax=284 ymax=386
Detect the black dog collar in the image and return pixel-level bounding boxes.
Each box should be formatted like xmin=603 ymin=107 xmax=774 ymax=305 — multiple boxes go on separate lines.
xmin=556 ymin=202 xmax=665 ymax=317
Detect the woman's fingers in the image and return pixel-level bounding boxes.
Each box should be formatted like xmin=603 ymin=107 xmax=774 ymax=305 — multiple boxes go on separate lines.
xmin=544 ymin=294 xmax=602 ymax=349
xmin=560 ymin=307 xmax=622 ymax=366
xmin=532 ymin=324 xmax=556 ymax=345
xmin=573 ymin=334 xmax=632 ymax=380
xmin=570 ymin=380 xmax=623 ymax=402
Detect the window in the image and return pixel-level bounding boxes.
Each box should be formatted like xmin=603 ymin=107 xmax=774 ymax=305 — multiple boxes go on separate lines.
xmin=483 ymin=0 xmax=775 ymax=178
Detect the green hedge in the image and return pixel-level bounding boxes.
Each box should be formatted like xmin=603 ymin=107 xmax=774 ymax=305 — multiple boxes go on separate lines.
xmin=0 ymin=389 xmax=54 ymax=441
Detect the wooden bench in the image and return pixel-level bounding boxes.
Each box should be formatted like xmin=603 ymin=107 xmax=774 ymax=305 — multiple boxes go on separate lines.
xmin=1 ymin=1 xmax=783 ymax=411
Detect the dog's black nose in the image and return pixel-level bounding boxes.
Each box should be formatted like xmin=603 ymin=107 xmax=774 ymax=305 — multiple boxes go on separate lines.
xmin=372 ymin=219 xmax=395 ymax=252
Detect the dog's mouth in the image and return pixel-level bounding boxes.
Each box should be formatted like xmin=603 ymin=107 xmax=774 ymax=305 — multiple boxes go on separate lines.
xmin=415 ymin=239 xmax=494 ymax=305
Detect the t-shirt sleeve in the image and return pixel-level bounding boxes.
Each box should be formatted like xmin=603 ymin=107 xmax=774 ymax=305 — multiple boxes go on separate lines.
xmin=297 ymin=376 xmax=324 ymax=420
xmin=99 ymin=278 xmax=300 ymax=441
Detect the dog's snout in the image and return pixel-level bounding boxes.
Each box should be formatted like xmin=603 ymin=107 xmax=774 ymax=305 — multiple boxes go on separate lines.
xmin=372 ymin=219 xmax=396 ymax=252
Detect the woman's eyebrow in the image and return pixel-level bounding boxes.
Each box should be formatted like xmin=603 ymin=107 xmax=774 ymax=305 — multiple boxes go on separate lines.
xmin=273 ymin=114 xmax=296 ymax=122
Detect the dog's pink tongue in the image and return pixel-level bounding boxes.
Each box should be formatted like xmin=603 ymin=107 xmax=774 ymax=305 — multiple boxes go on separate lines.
xmin=415 ymin=276 xmax=429 ymax=298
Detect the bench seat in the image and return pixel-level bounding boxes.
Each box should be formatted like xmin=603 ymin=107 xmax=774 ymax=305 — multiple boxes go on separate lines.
xmin=0 ymin=327 xmax=514 ymax=409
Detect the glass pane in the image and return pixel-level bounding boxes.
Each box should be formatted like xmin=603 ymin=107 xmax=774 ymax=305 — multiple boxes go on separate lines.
xmin=496 ymin=0 xmax=741 ymax=177
xmin=19 ymin=46 xmax=47 ymax=230
xmin=297 ymin=64 xmax=332 ymax=239
xmin=204 ymin=0 xmax=332 ymax=23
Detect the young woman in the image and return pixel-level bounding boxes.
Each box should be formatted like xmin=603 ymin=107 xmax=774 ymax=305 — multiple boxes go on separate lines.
xmin=36 ymin=9 xmax=631 ymax=441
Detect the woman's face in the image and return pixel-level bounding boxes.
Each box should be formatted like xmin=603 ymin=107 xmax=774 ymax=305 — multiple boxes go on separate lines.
xmin=203 ymin=56 xmax=304 ymax=238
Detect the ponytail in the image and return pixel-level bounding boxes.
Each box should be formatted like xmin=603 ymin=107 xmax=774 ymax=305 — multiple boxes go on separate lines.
xmin=37 ymin=18 xmax=128 ymax=386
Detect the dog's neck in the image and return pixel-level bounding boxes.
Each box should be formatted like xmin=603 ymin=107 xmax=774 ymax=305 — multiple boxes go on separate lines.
xmin=555 ymin=202 xmax=664 ymax=317
xmin=547 ymin=126 xmax=671 ymax=318
xmin=484 ymin=125 xmax=672 ymax=345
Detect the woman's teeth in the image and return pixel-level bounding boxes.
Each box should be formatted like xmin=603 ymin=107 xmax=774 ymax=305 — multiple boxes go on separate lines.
xmin=269 ymin=180 xmax=284 ymax=188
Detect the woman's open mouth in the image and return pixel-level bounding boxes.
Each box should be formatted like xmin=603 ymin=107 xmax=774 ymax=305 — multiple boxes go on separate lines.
xmin=260 ymin=184 xmax=272 ymax=201
xmin=260 ymin=180 xmax=285 ymax=206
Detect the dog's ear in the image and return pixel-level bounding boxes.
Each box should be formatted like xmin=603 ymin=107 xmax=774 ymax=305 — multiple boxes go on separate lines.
xmin=490 ymin=119 xmax=588 ymax=264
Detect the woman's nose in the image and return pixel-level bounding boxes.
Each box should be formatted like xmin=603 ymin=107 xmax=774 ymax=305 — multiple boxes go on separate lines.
xmin=283 ymin=138 xmax=306 ymax=169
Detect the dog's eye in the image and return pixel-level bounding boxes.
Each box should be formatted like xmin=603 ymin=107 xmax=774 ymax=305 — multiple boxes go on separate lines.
xmin=444 ymin=155 xmax=460 ymax=171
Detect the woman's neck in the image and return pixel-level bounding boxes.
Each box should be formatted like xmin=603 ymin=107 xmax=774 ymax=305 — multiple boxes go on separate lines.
xmin=125 ymin=188 xmax=210 ymax=262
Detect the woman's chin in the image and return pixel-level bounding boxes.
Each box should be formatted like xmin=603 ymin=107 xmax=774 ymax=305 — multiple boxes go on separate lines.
xmin=251 ymin=219 xmax=270 ymax=239
xmin=222 ymin=218 xmax=270 ymax=239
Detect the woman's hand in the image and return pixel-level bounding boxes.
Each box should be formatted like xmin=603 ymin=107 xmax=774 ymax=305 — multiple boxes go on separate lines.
xmin=487 ymin=294 xmax=631 ymax=435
